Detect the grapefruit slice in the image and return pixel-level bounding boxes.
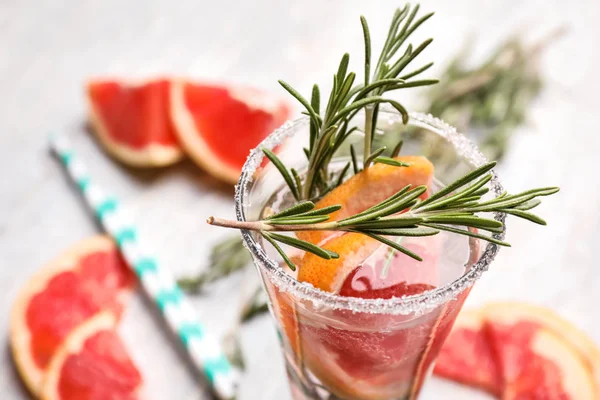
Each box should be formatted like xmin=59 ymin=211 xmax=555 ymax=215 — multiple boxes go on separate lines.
xmin=170 ymin=81 xmax=291 ymax=184
xmin=10 ymin=236 xmax=136 ymax=396
xmin=297 ymin=156 xmax=434 ymax=245
xmin=295 ymin=155 xmax=435 ymax=292
xmin=433 ymin=308 xmax=502 ymax=396
xmin=87 ymin=78 xmax=184 ymax=167
xmin=298 ymin=233 xmax=381 ymax=293
xmin=298 ymin=233 xmax=440 ymax=295
xmin=483 ymin=301 xmax=600 ymax=396
xmin=41 ymin=312 xmax=143 ymax=400
xmin=486 ymin=321 xmax=595 ymax=399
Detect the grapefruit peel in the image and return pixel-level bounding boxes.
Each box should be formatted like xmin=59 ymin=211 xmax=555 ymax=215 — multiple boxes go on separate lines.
xmin=297 ymin=155 xmax=434 ymax=245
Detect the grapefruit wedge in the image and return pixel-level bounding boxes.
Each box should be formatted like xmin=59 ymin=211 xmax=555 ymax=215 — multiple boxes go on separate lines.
xmin=433 ymin=308 xmax=502 ymax=396
xmin=170 ymin=81 xmax=291 ymax=184
xmin=483 ymin=301 xmax=600 ymax=396
xmin=41 ymin=312 xmax=143 ymax=400
xmin=10 ymin=236 xmax=136 ymax=396
xmin=298 ymin=233 xmax=381 ymax=293
xmin=296 ymin=156 xmax=436 ymax=293
xmin=487 ymin=321 xmax=595 ymax=399
xmin=87 ymin=78 xmax=184 ymax=167
xmin=435 ymin=303 xmax=600 ymax=399
xmin=297 ymin=156 xmax=434 ymax=245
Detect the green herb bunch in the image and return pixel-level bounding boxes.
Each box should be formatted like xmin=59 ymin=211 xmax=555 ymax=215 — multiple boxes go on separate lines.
xmin=206 ymin=4 xmax=559 ymax=270
xmin=426 ymin=32 xmax=560 ymax=161
xmin=270 ymin=4 xmax=438 ymax=202
xmin=370 ymin=29 xmax=564 ymax=165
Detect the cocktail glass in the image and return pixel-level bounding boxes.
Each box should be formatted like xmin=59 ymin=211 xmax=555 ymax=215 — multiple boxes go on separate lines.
xmin=235 ymin=109 xmax=506 ymax=400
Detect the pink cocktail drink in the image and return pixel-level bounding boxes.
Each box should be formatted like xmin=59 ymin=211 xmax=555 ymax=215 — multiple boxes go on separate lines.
xmin=265 ymin=232 xmax=475 ymax=400
xmin=237 ymin=111 xmax=505 ymax=399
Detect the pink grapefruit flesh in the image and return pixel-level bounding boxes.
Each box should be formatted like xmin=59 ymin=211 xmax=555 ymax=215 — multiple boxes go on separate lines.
xmin=41 ymin=312 xmax=143 ymax=400
xmin=433 ymin=308 xmax=502 ymax=396
xmin=87 ymin=78 xmax=183 ymax=167
xmin=482 ymin=301 xmax=600 ymax=394
xmin=435 ymin=303 xmax=600 ymax=399
xmin=487 ymin=320 xmax=595 ymax=399
xmin=170 ymin=80 xmax=291 ymax=184
xmin=10 ymin=236 xmax=136 ymax=396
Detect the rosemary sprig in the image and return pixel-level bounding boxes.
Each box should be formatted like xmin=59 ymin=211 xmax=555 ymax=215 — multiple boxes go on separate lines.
xmin=198 ymin=17 xmax=564 ymax=328
xmin=177 ymin=235 xmax=251 ymax=294
xmin=208 ymin=162 xmax=559 ymax=270
xmin=363 ymin=29 xmax=564 ymax=173
xmin=274 ymin=4 xmax=438 ymax=201
xmin=423 ymin=29 xmax=562 ymax=163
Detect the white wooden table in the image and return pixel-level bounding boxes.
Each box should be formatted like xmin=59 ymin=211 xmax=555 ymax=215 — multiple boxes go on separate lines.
xmin=1 ymin=0 xmax=599 ymax=398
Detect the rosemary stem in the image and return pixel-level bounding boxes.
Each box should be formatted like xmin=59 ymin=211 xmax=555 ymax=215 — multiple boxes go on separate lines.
xmin=207 ymin=217 xmax=338 ymax=232
xmin=207 ymin=217 xmax=269 ymax=231
xmin=301 ymin=162 xmax=316 ymax=200
xmin=301 ymin=126 xmax=327 ymax=200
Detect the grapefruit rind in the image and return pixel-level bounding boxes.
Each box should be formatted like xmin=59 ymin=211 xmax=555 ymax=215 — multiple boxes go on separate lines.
xmin=87 ymin=80 xmax=184 ymax=168
xmin=10 ymin=236 xmax=125 ymax=396
xmin=482 ymin=301 xmax=600 ymax=394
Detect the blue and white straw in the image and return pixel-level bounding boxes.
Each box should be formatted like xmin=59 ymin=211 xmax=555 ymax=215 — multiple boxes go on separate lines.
xmin=50 ymin=133 xmax=239 ymax=400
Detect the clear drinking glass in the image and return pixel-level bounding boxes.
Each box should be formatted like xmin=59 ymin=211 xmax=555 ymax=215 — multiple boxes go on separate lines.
xmin=236 ymin=109 xmax=505 ymax=400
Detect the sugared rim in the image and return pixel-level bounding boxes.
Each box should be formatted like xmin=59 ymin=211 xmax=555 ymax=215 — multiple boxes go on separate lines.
xmin=235 ymin=110 xmax=506 ymax=315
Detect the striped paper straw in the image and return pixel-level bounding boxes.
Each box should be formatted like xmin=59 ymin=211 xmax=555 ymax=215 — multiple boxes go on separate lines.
xmin=50 ymin=133 xmax=239 ymax=400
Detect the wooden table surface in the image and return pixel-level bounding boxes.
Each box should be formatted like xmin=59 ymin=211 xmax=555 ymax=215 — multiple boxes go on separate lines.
xmin=1 ymin=0 xmax=599 ymax=398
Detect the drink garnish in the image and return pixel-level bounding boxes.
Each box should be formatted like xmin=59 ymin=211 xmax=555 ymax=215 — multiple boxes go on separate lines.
xmin=207 ymin=3 xmax=559 ymax=271
xmin=209 ymin=160 xmax=557 ymax=270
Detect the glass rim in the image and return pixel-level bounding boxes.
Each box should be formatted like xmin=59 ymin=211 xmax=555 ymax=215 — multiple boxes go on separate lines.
xmin=235 ymin=110 xmax=506 ymax=315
